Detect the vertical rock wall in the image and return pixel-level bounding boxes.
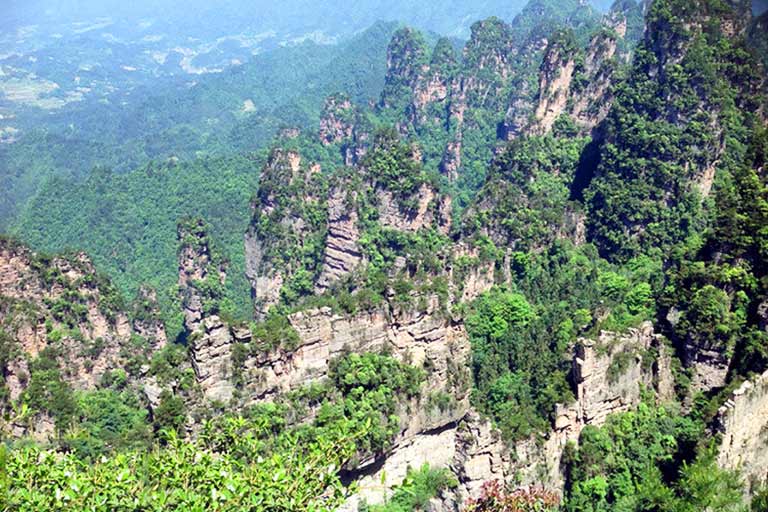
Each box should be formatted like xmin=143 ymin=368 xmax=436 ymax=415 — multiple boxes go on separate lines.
xmin=715 ymin=369 xmax=768 ymax=493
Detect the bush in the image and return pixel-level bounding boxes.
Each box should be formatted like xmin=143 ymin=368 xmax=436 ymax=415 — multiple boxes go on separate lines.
xmin=364 ymin=464 xmax=458 ymax=512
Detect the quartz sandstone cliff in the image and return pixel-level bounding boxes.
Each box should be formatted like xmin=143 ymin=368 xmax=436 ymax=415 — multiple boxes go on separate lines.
xmin=0 ymin=239 xmax=166 ymax=438
xmin=340 ymin=321 xmax=674 ymax=509
xmin=715 ymin=369 xmax=768 ymax=494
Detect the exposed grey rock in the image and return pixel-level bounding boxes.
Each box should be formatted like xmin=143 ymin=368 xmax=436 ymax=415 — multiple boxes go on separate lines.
xmin=315 ymin=187 xmax=364 ymax=293
xmin=319 ymin=95 xmax=355 ymax=145
xmin=683 ymin=339 xmax=730 ymax=394
xmin=0 ymin=241 xmax=139 ymax=395
xmin=715 ymin=369 xmax=768 ymax=494
xmin=343 ymin=322 xmax=673 ymax=509
xmin=188 ymin=315 xmax=235 ymax=403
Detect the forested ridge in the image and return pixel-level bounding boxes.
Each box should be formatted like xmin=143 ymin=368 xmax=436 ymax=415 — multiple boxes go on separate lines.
xmin=2 ymin=0 xmax=768 ymax=510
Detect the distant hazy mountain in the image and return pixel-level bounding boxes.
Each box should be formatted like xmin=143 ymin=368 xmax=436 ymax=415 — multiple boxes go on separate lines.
xmin=3 ymin=0 xmax=610 ymax=40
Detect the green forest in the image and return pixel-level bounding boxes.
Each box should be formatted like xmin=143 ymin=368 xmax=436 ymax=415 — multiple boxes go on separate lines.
xmin=2 ymin=0 xmax=768 ymax=510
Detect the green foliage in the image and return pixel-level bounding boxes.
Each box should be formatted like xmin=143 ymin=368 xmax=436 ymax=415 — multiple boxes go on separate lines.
xmin=21 ymin=348 xmax=76 ymax=432
xmin=330 ymin=352 xmax=424 ymax=396
xmin=248 ymin=142 xmax=335 ymax=309
xmin=379 ymin=27 xmax=428 ymax=116
xmin=363 ymin=128 xmax=429 ymax=197
xmin=660 ymin=124 xmax=768 ymax=377
xmin=753 ymin=487 xmax=768 ymax=512
xmin=149 ymin=344 xmax=190 ymax=385
xmin=14 ymin=156 xmax=260 ymax=338
xmin=62 ymin=389 xmax=151 ymax=459
xmin=564 ymin=401 xmax=746 ymax=512
xmin=462 ymin=134 xmax=589 ymax=250
xmin=466 ymin=241 xmax=659 ymax=441
xmin=317 ymin=353 xmax=425 ymax=455
xmin=363 ymin=464 xmax=458 ymax=512
xmin=1 ymin=20 xmax=398 ymax=229
xmin=6 ymin=425 xmax=357 ymax=511
xmin=153 ymin=391 xmax=187 ymax=435
xmin=5 ymin=22 xmax=404 ymax=337
xmin=4 ymin=5 xmax=768 ymax=511
xmin=249 ymin=312 xmax=301 ymax=352
xmin=585 ymin=0 xmax=764 ymax=262
xmin=467 ymin=288 xmax=553 ymax=439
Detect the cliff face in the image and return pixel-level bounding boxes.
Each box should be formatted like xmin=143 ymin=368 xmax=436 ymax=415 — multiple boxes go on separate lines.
xmin=340 ymin=321 xmax=673 ymax=509
xmin=176 ymin=220 xmax=235 ymax=403
xmin=314 ymin=186 xmax=364 ymax=294
xmin=319 ymin=94 xmax=356 ymax=146
xmin=0 ymin=238 xmax=166 ymax=438
xmin=715 ymin=369 xmax=768 ymax=494
xmin=1 ymin=240 xmax=127 ymax=393
xmin=410 ymin=38 xmax=457 ymax=128
xmin=245 ymin=127 xmax=455 ymax=307
xmin=531 ymin=35 xmax=578 ymax=135
xmin=525 ymin=0 xmax=645 ymax=138
xmin=179 ymin=219 xmax=227 ymax=334
xmin=186 ymin=294 xmax=471 ymax=408
xmin=380 ymin=27 xmax=429 ymax=113
xmin=182 ymin=255 xmax=476 ymax=501
xmin=244 ymin=149 xmax=327 ymax=317
xmin=131 ymin=287 xmax=167 ymax=351
xmin=681 ymin=334 xmax=731 ymax=394
xmin=449 ymin=322 xmax=672 ymax=504
xmin=367 ymin=3 xmax=610 ymax=184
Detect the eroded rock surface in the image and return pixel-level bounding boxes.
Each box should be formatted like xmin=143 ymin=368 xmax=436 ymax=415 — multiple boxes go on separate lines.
xmin=0 ymin=240 xmax=132 ymax=393
xmin=340 ymin=322 xmax=673 ymax=509
xmin=315 ymin=187 xmax=364 ymax=293
xmin=715 ymin=369 xmax=768 ymax=494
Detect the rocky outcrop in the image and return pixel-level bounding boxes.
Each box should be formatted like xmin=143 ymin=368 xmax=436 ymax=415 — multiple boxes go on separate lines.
xmin=319 ymin=94 xmax=355 ymax=145
xmin=341 ymin=425 xmax=461 ymax=511
xmin=380 ymin=27 xmax=428 ymax=110
xmin=178 ymin=219 xmax=226 ymax=334
xmin=0 ymin=240 xmax=134 ymax=394
xmin=714 ymin=369 xmax=768 ymax=494
xmin=569 ymin=29 xmax=620 ymax=131
xmin=177 ymin=286 xmax=478 ymax=508
xmin=440 ymin=139 xmax=462 ymax=182
xmin=244 ymin=149 xmax=326 ymax=317
xmin=449 ymin=412 xmax=512 ymax=503
xmin=315 ymin=187 xmax=364 ymax=293
xmin=683 ymin=336 xmax=731 ymax=394
xmin=449 ymin=244 xmax=497 ymax=304
xmin=188 ymin=315 xmax=236 ymax=403
xmin=527 ymin=22 xmax=625 ymax=137
xmin=0 ymin=239 xmax=173 ymax=443
xmin=247 ymin=299 xmax=469 ymax=405
xmin=377 ymin=184 xmax=450 ymax=234
xmin=504 ymin=0 xmax=646 ymax=140
xmin=460 ymin=18 xmax=515 ymax=109
xmin=501 ymin=323 xmax=672 ymax=491
xmin=410 ymin=38 xmax=457 ymax=128
xmin=572 ymin=323 xmax=675 ymax=425
xmin=131 ymin=287 xmax=167 ymax=351
xmin=337 ymin=322 xmax=673 ymax=509
xmin=380 ymin=322 xmax=675 ymax=509
xmin=532 ymin=35 xmax=577 ymax=135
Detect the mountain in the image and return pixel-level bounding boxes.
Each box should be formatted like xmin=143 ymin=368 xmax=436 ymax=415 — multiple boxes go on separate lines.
xmin=3 ymin=0 xmax=768 ymax=510
xmin=3 ymin=0 xmax=611 ymax=40
xmin=0 ymin=21 xmax=399 ymax=230
xmin=8 ymin=0 xmax=611 ymax=339
xmin=0 ymin=0 xmax=620 ymax=230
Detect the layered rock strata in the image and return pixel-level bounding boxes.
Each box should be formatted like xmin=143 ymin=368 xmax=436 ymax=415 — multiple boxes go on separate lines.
xmin=715 ymin=369 xmax=768 ymax=494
